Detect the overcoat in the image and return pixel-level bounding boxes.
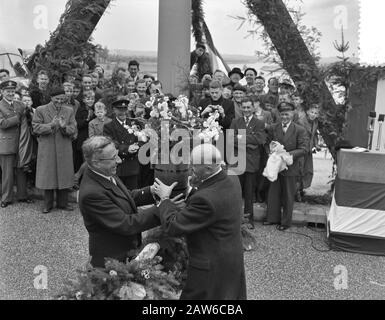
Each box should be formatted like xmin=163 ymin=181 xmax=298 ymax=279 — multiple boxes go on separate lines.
xmin=79 ymin=168 xmax=159 ymax=267
xmin=158 ymin=170 xmax=247 ymax=300
xmin=0 ymin=99 xmax=24 ymax=155
xmin=32 ymin=102 xmax=77 ymax=189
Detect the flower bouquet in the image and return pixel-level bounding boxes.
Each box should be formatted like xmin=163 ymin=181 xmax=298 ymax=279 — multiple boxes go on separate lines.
xmin=56 ymin=240 xmax=186 ymax=300
xmin=135 ymin=94 xmax=222 ymax=197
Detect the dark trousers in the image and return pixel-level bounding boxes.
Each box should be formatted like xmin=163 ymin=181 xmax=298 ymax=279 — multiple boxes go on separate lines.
xmin=0 ymin=155 xmax=29 ymax=202
xmin=266 ymin=174 xmax=296 ymax=227
xmin=44 ymin=189 xmax=69 ymax=209
xmin=120 ymin=175 xmax=138 ymax=191
xmin=238 ymin=172 xmax=257 ymax=216
xmin=15 ymin=168 xmax=29 ymax=200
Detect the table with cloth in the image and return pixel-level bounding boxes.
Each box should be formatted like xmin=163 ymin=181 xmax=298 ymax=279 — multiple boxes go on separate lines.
xmin=327 ymin=149 xmax=385 ymax=255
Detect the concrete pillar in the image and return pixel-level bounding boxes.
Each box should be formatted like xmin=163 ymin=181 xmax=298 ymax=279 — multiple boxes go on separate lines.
xmin=157 ymin=0 xmax=191 ymax=96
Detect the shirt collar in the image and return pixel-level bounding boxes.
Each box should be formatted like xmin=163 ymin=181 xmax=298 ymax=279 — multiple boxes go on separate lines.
xmin=283 ymin=121 xmax=291 ymax=128
xmin=116 ymin=117 xmax=125 ymax=126
xmin=202 ymin=167 xmax=222 ymax=183
xmin=90 ymin=168 xmax=112 ymax=181
xmin=3 ymin=98 xmax=13 ymax=105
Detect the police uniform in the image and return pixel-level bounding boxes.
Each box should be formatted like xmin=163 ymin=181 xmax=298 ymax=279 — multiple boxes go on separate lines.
xmin=265 ymin=102 xmax=308 ymax=230
xmin=103 ymin=99 xmax=140 ymax=190
xmin=0 ymin=80 xmax=31 ymax=207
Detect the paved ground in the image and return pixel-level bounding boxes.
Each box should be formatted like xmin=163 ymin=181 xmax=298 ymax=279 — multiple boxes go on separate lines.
xmin=0 ymin=157 xmax=384 ymax=300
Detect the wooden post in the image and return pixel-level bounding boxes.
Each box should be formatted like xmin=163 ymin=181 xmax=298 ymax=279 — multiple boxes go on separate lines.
xmin=158 ymin=0 xmax=191 ymax=96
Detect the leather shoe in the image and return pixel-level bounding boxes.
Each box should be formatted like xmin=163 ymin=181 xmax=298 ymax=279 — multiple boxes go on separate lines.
xmin=57 ymin=205 xmax=74 ymax=211
xmin=277 ymin=225 xmax=289 ymax=231
xmin=19 ymin=198 xmax=34 ymax=204
xmin=247 ymin=221 xmax=255 ymax=230
xmin=42 ymin=207 xmax=52 ymax=214
xmin=1 ymin=201 xmax=11 ymax=208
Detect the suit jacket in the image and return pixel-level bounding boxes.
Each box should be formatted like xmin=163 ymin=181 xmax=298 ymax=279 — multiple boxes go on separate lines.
xmin=75 ymin=103 xmax=94 ymax=151
xmin=158 ymin=170 xmax=246 ymax=300
xmin=0 ymin=99 xmax=24 ymax=155
xmin=103 ymin=118 xmax=140 ymax=177
xmin=268 ymin=122 xmax=308 ymax=176
xmin=199 ymin=96 xmax=235 ymax=130
xmin=229 ymin=116 xmax=267 ymax=173
xmin=79 ymin=168 xmax=159 ymax=267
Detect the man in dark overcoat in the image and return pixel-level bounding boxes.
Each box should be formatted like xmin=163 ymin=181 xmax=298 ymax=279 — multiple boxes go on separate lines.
xmin=103 ymin=99 xmax=140 ymax=190
xmin=264 ymin=102 xmax=308 ymax=230
xmin=79 ymin=136 xmax=160 ymax=268
xmin=153 ymin=144 xmax=246 ymax=300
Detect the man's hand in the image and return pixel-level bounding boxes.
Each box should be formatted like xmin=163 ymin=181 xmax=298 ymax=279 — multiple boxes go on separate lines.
xmin=153 ymin=178 xmax=178 ymax=200
xmin=58 ymin=116 xmax=66 ymax=128
xmin=50 ymin=117 xmax=60 ymax=129
xmin=170 ymin=193 xmax=186 ymax=209
xmin=217 ymin=106 xmax=225 ymax=117
xmin=128 ymin=143 xmax=139 ymax=154
xmin=87 ymin=109 xmax=94 ymax=121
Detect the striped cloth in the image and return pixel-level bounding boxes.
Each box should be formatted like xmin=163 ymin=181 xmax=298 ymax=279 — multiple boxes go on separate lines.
xmin=327 ymin=149 xmax=385 ymax=255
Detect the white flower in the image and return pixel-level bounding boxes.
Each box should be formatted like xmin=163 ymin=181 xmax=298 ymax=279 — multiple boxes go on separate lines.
xmin=118 ymin=282 xmax=146 ymax=300
xmin=160 ymin=110 xmax=170 ymax=119
xmin=160 ymin=101 xmax=168 ymax=111
xmin=135 ymin=131 xmax=148 ymax=142
xmin=150 ymin=110 xmax=159 ymax=118
xmin=145 ymin=101 xmax=153 ymax=109
xmin=163 ymin=96 xmax=170 ymax=102
xmin=109 ymin=270 xmax=117 ymax=277
xmin=75 ymin=291 xmax=83 ymax=300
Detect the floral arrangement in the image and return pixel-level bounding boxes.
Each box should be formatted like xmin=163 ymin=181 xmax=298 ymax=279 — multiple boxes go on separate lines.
xmin=57 ymin=227 xmax=188 ymax=300
xmin=141 ymin=94 xmax=222 ymax=146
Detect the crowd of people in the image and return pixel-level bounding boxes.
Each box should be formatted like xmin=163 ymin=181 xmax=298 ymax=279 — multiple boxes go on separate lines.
xmin=0 ymin=43 xmax=324 ymax=299
xmin=0 ymin=50 xmax=321 ymax=227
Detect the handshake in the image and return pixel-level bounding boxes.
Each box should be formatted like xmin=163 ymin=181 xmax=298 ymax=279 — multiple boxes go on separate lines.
xmin=150 ymin=178 xmax=188 ymax=208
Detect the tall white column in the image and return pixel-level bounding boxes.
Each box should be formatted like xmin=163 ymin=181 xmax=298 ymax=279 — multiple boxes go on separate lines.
xmin=157 ymin=0 xmax=191 ymax=96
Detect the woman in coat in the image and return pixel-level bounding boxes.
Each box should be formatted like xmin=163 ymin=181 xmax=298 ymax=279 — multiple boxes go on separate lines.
xmin=32 ymin=88 xmax=77 ymax=213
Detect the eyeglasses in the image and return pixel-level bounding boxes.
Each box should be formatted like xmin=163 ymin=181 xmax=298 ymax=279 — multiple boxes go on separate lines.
xmin=95 ymin=153 xmax=120 ymax=162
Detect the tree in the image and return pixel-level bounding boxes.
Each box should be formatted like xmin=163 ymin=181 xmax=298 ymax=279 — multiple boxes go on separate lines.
xmin=30 ymin=0 xmax=112 ymax=85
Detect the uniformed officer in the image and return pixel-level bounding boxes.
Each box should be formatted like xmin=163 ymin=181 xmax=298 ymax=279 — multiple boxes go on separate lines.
xmin=103 ymin=99 xmax=141 ymax=190
xmin=264 ymin=102 xmax=308 ymax=230
xmin=0 ymin=80 xmax=33 ymax=207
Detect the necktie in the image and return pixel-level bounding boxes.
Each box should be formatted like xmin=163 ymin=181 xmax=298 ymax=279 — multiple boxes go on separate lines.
xmin=245 ymin=117 xmax=250 ymax=126
xmin=283 ymin=123 xmax=288 ymax=134
xmin=110 ymin=176 xmax=117 ymax=186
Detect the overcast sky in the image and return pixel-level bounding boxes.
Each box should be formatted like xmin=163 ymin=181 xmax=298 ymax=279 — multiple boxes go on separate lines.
xmin=0 ymin=0 xmax=359 ymax=57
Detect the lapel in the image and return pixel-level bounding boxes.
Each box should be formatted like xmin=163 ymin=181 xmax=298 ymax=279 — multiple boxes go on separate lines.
xmin=197 ymin=170 xmax=226 ymax=192
xmin=114 ymin=175 xmax=137 ymax=210
xmin=87 ymin=168 xmax=135 ymax=210
xmin=46 ymin=102 xmax=61 ymax=121
xmin=275 ymin=123 xmax=285 ymax=144
xmin=113 ymin=118 xmax=129 ymax=138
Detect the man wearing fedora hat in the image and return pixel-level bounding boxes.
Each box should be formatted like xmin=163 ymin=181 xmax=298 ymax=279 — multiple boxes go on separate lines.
xmin=0 ymin=80 xmax=33 ymax=207
xmin=32 ymin=87 xmax=77 ymax=213
xmin=264 ymin=101 xmax=308 ymax=230
xmin=228 ymin=67 xmax=244 ymax=88
xmin=103 ymin=99 xmax=141 ymax=191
